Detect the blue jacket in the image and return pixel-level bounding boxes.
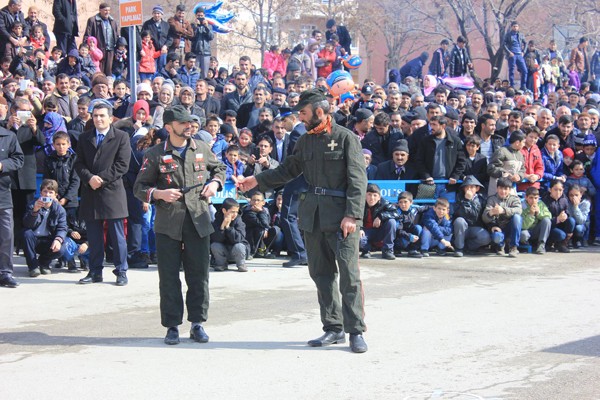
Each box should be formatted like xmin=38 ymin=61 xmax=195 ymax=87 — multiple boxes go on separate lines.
xmin=23 ymin=200 xmax=67 ymax=241
xmin=399 ymin=56 xmax=426 ymax=81
xmin=211 ymin=134 xmax=229 ymax=161
xmin=422 ymin=207 xmax=452 ymax=241
xmin=395 ymin=204 xmax=427 ymax=239
xmin=541 ymin=147 xmax=564 ymax=187
xmin=224 ymin=158 xmax=245 ymax=181
xmin=178 ymin=66 xmax=201 ymax=90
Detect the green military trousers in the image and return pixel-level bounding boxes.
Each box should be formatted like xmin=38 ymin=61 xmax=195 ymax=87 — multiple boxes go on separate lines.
xmin=304 ymin=225 xmax=366 ymax=334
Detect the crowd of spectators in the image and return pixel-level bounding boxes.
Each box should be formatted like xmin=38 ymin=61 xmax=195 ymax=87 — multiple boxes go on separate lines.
xmin=1 ymin=0 xmax=600 ymax=288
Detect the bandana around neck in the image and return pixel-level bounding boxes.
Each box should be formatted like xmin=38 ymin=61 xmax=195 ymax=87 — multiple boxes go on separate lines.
xmin=307 ymin=115 xmax=332 ymax=135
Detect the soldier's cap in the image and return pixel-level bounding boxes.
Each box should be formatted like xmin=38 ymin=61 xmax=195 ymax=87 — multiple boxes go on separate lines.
xmin=163 ymin=105 xmax=195 ymax=124
xmin=292 ymin=88 xmax=327 ymax=112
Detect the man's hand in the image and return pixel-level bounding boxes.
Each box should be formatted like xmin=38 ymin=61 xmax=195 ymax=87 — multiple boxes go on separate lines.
xmin=340 ymin=216 xmax=357 ymax=238
xmin=373 ymin=217 xmax=381 ymax=228
xmin=236 ymin=176 xmax=258 ymax=192
xmin=508 ymin=51 xmax=514 ymax=58
xmin=200 ymin=181 xmax=220 ymax=198
xmin=50 ymin=239 xmax=62 ymax=252
xmin=89 ymin=176 xmax=104 ymax=190
xmin=154 ymin=188 xmax=183 ymax=203
xmin=59 ymin=198 xmax=67 ymax=206
xmin=78 ymin=243 xmax=88 ymax=254
xmin=142 ymin=202 xmax=150 ymax=212
xmin=423 ymin=177 xmax=435 ymax=184
xmin=71 ymin=231 xmax=81 ymax=240
xmin=448 ymin=178 xmax=457 ymax=185
xmin=8 ymin=115 xmax=21 ymax=128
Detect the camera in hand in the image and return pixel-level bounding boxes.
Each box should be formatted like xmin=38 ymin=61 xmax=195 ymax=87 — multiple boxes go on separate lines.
xmin=41 ymin=197 xmax=53 ymax=203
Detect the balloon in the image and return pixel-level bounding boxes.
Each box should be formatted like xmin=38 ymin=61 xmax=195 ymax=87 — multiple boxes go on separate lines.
xmin=342 ymin=55 xmax=362 ymax=70
xmin=326 ymin=70 xmax=354 ymax=97
xmin=193 ymin=1 xmax=236 ymax=34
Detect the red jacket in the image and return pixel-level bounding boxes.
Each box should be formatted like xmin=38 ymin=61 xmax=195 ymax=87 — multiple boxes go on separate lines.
xmin=518 ymin=144 xmax=544 ymax=191
xmin=139 ymin=40 xmax=161 ymax=74
xmin=317 ymin=48 xmax=336 ymax=78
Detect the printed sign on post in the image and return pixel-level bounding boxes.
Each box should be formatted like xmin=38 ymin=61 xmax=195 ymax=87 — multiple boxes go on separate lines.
xmin=120 ymin=0 xmax=143 ymax=27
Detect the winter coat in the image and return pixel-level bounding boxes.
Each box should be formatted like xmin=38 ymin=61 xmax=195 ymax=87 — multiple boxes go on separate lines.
xmin=482 ymin=193 xmax=522 ymax=229
xmin=166 ymin=17 xmax=194 ymax=54
xmin=415 ymin=132 xmax=466 ymax=182
xmin=421 ymin=207 xmax=452 ymax=241
xmin=210 ymin=212 xmax=249 ymax=247
xmin=568 ymin=199 xmax=591 ymax=226
xmin=139 ymin=40 xmax=161 ymax=74
xmin=52 ymin=0 xmax=79 ymax=36
xmin=23 ymin=200 xmax=67 ymax=241
xmin=190 ymin=22 xmax=213 ymax=56
xmin=518 ymin=144 xmax=544 ymax=191
xmin=0 ymin=127 xmax=24 ymax=208
xmin=84 ymin=14 xmax=119 ymax=52
xmin=541 ymin=147 xmax=564 ymax=187
xmin=453 ymin=191 xmax=486 ymax=227
xmin=74 ymin=126 xmax=131 ymax=220
xmin=362 ymin=198 xmax=399 ymax=225
xmin=522 ymin=200 xmax=551 ymax=231
xmin=141 ymin=18 xmax=171 ymax=51
xmin=565 ymin=175 xmax=596 ymax=198
xmin=43 ymin=150 xmax=80 ymax=208
xmin=448 ymin=45 xmax=471 ymax=77
xmin=542 ymin=193 xmax=569 ymax=225
xmin=262 ymin=51 xmax=286 ymax=79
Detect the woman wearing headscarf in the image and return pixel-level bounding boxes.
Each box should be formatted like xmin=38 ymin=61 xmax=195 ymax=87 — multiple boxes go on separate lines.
xmin=42 ymin=112 xmax=68 ymax=155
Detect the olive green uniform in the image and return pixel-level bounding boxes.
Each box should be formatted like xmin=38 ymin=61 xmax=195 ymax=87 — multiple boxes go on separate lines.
xmin=255 ymin=120 xmax=368 ymax=334
xmin=134 ymin=139 xmax=226 ymax=328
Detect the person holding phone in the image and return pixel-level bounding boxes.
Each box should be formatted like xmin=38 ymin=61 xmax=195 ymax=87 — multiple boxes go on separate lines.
xmin=191 ymin=7 xmax=213 ymax=79
xmin=22 ymin=179 xmax=68 ymax=277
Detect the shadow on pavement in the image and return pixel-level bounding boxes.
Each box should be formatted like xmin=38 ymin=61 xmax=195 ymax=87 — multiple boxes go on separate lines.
xmin=542 ymin=334 xmax=600 ymax=357
xmin=0 ymin=331 xmax=327 ymax=351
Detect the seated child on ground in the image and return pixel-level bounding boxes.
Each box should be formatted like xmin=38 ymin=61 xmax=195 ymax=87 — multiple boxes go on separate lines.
xmin=542 ymin=179 xmax=575 ymax=253
xmin=242 ymin=191 xmax=283 ymax=259
xmin=521 ymin=186 xmax=551 ymax=254
xmin=210 ymin=198 xmax=249 ymax=272
xmin=452 ymin=175 xmax=491 ymax=257
xmin=420 ymin=197 xmax=453 ymax=257
xmin=393 ymin=191 xmax=426 ymax=258
xmin=359 ymin=183 xmax=399 ymax=260
xmin=567 ymin=184 xmax=591 ymax=248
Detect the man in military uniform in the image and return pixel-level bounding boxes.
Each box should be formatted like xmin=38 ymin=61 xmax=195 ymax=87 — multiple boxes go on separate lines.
xmin=238 ymin=89 xmax=369 ymax=353
xmin=134 ymin=105 xmax=225 ymax=345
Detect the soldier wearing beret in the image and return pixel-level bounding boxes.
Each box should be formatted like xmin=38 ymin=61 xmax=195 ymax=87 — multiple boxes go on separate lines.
xmin=238 ymin=89 xmax=369 ymax=353
xmin=134 ymin=105 xmax=226 ymax=345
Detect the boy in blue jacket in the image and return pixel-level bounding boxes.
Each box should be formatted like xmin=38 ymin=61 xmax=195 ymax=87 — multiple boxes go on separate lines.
xmin=420 ymin=197 xmax=453 ymax=256
xmin=393 ymin=191 xmax=426 ymax=258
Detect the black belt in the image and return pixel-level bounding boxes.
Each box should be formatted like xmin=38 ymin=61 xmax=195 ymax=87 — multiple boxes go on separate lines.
xmin=308 ymin=186 xmax=346 ymax=198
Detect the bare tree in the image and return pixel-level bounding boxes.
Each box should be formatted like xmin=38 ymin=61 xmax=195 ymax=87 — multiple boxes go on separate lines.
xmin=410 ymin=0 xmax=535 ymax=81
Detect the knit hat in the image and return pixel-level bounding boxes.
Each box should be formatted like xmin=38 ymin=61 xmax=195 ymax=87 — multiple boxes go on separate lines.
xmin=562 ymin=148 xmax=575 ymax=159
xmin=91 ymin=74 xmax=109 ymax=87
xmin=583 ymin=134 xmax=597 ymax=147
xmin=152 ymin=5 xmax=164 ymax=14
xmin=362 ymin=149 xmax=372 ymax=156
xmin=354 ymin=108 xmax=373 ymax=122
xmin=136 ymin=82 xmax=152 ymax=95
xmin=392 ymin=139 xmax=409 ymax=154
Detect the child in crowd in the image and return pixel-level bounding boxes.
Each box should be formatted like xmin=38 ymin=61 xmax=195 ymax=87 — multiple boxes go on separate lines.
xmin=139 ymin=30 xmax=161 ymax=82
xmin=562 ymin=147 xmax=574 ymax=175
xmin=63 ymin=211 xmax=89 ymax=270
xmin=541 ymin=134 xmax=566 ymax=191
xmin=223 ymin=145 xmax=245 ymax=186
xmin=394 ymin=191 xmax=425 ymax=258
xmin=56 ymin=50 xmax=85 ymax=85
xmin=210 ymin=198 xmax=249 ymax=272
xmin=43 ymin=131 xmax=80 ymax=217
xmin=487 ymin=130 xmax=526 ymax=196
xmin=235 ymin=128 xmax=256 ymax=165
xmin=520 ymin=186 xmax=551 ymax=254
xmin=242 ymin=192 xmax=283 ymax=259
xmin=79 ymin=43 xmax=98 ymax=82
xmin=567 ymin=184 xmax=591 ymax=248
xmin=567 ymin=63 xmax=580 ymax=91
xmin=112 ymin=37 xmax=128 ymax=79
xmin=47 ymin=47 xmax=63 ymax=76
xmin=29 ymin=25 xmax=46 ymax=52
xmin=267 ymin=190 xmax=285 ymax=257
xmin=22 ymin=179 xmax=68 ymax=276
xmin=462 ymin=135 xmax=488 ymax=189
xmin=483 ymin=177 xmax=523 ymax=257
xmin=5 ymin=21 xmax=28 ymax=60
xmin=452 ymin=176 xmax=491 ymax=257
xmin=566 ymin=160 xmax=596 ymax=198
xmin=359 ymin=183 xmax=399 ymax=260
xmin=205 ymin=115 xmax=228 ymax=161
xmin=542 ymin=180 xmax=574 ymax=253
xmin=420 ymin=197 xmax=453 ymax=257
xmin=86 ymin=37 xmax=103 ymax=72
xmin=518 ymin=127 xmax=544 ymax=192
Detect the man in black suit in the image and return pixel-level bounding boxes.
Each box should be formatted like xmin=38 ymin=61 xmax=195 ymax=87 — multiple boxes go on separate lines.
xmin=52 ymin=0 xmax=79 ymax=55
xmin=141 ymin=6 xmax=172 ymax=72
xmin=270 ymin=117 xmax=289 ymax=163
xmin=325 ymin=19 xmax=352 ymax=55
xmin=74 ymin=103 xmax=131 ymax=286
xmin=236 ymin=87 xmax=278 ymax=129
xmin=375 ymin=140 xmax=417 ymax=181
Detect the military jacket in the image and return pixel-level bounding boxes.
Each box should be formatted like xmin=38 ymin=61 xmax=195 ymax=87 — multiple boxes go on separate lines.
xmin=256 ymin=119 xmax=367 ymax=232
xmin=134 ymin=138 xmax=226 ymax=240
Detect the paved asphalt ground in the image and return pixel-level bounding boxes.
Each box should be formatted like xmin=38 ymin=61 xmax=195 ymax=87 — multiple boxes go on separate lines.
xmin=1 ymin=246 xmax=600 ymax=400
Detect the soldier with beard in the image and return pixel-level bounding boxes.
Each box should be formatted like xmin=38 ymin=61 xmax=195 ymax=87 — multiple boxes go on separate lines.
xmin=237 ymin=89 xmax=369 ymax=353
